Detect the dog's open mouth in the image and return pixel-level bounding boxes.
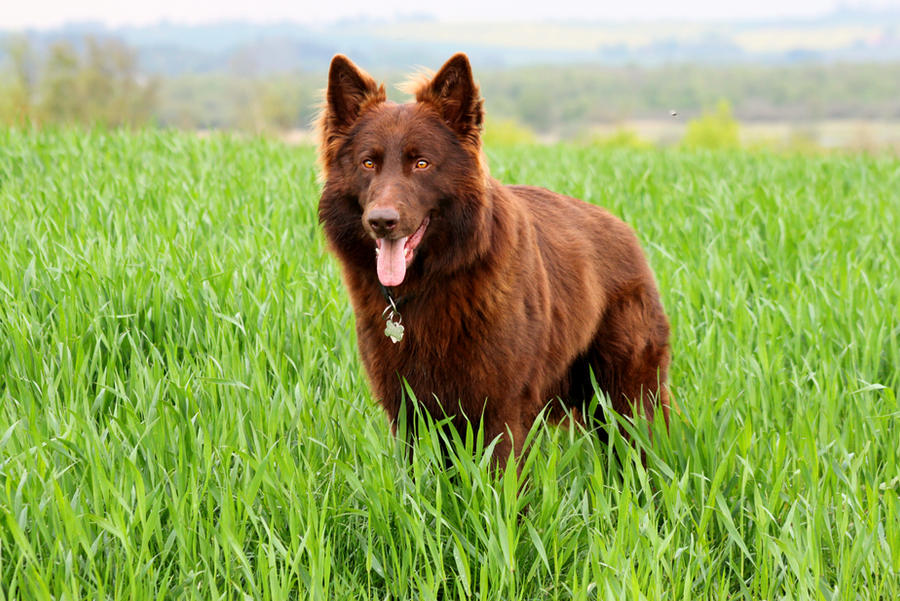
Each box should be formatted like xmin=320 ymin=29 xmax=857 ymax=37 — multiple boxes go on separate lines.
xmin=375 ymin=217 xmax=429 ymax=287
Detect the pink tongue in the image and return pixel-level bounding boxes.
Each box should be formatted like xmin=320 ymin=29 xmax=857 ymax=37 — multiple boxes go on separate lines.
xmin=377 ymin=236 xmax=408 ymax=287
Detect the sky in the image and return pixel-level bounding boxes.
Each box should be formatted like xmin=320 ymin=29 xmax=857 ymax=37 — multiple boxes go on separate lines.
xmin=1 ymin=0 xmax=896 ymax=30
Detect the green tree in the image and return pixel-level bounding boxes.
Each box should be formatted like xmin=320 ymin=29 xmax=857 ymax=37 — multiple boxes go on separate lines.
xmin=682 ymin=100 xmax=741 ymax=150
xmin=0 ymin=36 xmax=37 ymax=125
xmin=3 ymin=36 xmax=158 ymax=127
xmin=482 ymin=118 xmax=537 ymax=147
xmin=38 ymin=41 xmax=82 ymax=124
xmin=77 ymin=37 xmax=158 ymax=126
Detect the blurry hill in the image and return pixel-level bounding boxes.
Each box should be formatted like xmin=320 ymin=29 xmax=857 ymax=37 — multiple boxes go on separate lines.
xmin=2 ymin=10 xmax=900 ymax=148
xmin=3 ymin=9 xmax=900 ymax=74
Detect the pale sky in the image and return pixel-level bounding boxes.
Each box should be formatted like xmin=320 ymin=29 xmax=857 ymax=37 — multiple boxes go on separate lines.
xmin=1 ymin=0 xmax=895 ymax=30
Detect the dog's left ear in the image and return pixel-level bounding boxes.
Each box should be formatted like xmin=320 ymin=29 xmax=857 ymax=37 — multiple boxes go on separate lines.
xmin=418 ymin=53 xmax=484 ymax=143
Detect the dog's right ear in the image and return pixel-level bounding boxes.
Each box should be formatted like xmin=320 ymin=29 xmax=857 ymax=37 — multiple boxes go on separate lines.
xmin=323 ymin=55 xmax=385 ymax=135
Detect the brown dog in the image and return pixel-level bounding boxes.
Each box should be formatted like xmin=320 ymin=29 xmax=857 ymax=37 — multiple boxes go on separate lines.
xmin=318 ymin=53 xmax=670 ymax=462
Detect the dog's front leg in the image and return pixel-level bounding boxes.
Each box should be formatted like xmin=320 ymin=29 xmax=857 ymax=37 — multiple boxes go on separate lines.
xmin=482 ymin=398 xmax=534 ymax=473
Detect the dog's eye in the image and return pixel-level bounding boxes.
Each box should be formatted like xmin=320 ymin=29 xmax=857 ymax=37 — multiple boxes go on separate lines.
xmin=362 ymin=159 xmax=375 ymax=170
xmin=414 ymin=159 xmax=429 ymax=170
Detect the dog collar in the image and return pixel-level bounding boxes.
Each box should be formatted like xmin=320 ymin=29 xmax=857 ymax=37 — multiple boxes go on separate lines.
xmin=378 ymin=282 xmax=410 ymax=311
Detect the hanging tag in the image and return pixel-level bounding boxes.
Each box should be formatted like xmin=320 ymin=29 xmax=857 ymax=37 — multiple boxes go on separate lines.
xmin=384 ymin=317 xmax=405 ymax=343
xmin=381 ymin=304 xmax=404 ymax=343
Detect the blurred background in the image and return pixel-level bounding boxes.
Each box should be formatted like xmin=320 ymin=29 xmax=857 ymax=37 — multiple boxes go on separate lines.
xmin=2 ymin=0 xmax=899 ymax=151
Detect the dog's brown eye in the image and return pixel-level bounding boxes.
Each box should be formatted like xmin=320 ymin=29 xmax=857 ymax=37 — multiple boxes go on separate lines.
xmin=415 ymin=159 xmax=429 ymax=170
xmin=362 ymin=159 xmax=375 ymax=170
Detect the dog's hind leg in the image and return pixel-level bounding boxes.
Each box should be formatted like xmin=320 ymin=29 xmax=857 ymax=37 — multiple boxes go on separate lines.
xmin=579 ymin=284 xmax=671 ymax=435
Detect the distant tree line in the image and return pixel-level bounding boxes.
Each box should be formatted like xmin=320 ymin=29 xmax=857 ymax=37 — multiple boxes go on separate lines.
xmin=3 ymin=35 xmax=900 ymax=137
xmin=477 ymin=62 xmax=900 ymax=136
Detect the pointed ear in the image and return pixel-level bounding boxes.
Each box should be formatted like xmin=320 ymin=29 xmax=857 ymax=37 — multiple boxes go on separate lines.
xmin=323 ymin=55 xmax=385 ymax=135
xmin=417 ymin=53 xmax=483 ymax=143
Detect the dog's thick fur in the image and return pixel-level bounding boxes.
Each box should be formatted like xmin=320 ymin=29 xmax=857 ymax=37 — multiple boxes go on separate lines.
xmin=318 ymin=53 xmax=670 ymax=461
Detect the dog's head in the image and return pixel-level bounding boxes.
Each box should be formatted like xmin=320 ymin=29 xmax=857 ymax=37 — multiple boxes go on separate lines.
xmin=317 ymin=54 xmax=489 ymax=288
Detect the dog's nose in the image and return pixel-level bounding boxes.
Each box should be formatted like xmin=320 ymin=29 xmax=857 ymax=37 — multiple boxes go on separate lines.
xmin=367 ymin=207 xmax=400 ymax=237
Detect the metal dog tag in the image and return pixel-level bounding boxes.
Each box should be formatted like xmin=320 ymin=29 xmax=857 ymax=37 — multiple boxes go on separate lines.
xmin=381 ymin=297 xmax=405 ymax=343
xmin=384 ymin=317 xmax=404 ymax=343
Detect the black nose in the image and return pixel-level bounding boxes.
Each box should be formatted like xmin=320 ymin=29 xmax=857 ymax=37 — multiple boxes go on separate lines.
xmin=367 ymin=207 xmax=399 ymax=237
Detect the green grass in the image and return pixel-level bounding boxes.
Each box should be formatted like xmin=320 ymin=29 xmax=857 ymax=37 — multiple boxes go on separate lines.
xmin=0 ymin=128 xmax=898 ymax=600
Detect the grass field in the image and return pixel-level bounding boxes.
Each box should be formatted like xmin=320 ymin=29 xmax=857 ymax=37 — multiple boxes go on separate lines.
xmin=0 ymin=128 xmax=898 ymax=600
